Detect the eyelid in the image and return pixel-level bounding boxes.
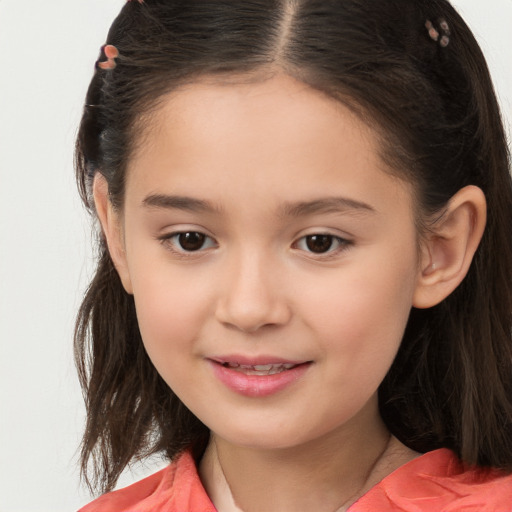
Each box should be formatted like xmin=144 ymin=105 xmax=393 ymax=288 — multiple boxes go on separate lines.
xmin=157 ymin=228 xmax=218 ymax=256
xmin=292 ymin=231 xmax=353 ymax=259
xmin=156 ymin=223 xmax=216 ymax=242
xmin=155 ymin=226 xmax=353 ymax=259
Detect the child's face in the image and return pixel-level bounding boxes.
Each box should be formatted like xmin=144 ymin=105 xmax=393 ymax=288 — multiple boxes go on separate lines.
xmin=114 ymin=74 xmax=424 ymax=450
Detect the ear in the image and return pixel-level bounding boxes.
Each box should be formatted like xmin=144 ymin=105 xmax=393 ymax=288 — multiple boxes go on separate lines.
xmin=93 ymin=174 xmax=133 ymax=294
xmin=413 ymin=185 xmax=486 ymax=309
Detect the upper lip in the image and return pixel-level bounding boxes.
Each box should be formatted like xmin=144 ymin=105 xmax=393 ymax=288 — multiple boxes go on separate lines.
xmin=209 ymin=355 xmax=310 ymax=366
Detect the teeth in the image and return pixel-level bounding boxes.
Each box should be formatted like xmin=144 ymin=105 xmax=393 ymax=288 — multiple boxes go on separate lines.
xmin=223 ymin=362 xmax=298 ymax=375
xmin=252 ymin=364 xmax=273 ymax=371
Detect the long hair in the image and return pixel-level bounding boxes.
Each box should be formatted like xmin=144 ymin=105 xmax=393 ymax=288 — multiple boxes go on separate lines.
xmin=75 ymin=0 xmax=512 ymax=494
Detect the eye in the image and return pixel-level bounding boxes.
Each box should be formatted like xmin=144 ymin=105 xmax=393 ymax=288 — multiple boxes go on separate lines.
xmin=295 ymin=234 xmax=351 ymax=255
xmin=161 ymin=231 xmax=216 ymax=253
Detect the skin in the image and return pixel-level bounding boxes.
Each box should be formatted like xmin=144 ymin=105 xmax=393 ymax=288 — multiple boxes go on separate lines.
xmin=95 ymin=74 xmax=486 ymax=512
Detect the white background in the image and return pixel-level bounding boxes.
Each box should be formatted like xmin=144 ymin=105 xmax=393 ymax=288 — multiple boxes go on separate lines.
xmin=0 ymin=1 xmax=510 ymax=510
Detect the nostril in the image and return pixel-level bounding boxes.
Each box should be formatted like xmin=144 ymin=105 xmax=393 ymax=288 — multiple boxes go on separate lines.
xmin=214 ymin=265 xmax=292 ymax=332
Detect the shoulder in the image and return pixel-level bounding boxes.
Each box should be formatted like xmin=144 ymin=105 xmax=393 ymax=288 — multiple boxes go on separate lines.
xmin=352 ymin=448 xmax=512 ymax=512
xmin=77 ymin=451 xmax=216 ymax=512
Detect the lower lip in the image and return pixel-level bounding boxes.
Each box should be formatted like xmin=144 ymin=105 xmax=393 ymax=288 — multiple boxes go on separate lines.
xmin=208 ymin=361 xmax=311 ymax=397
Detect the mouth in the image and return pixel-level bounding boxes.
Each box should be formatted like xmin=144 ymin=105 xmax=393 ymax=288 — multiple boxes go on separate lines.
xmin=219 ymin=361 xmax=301 ymax=376
xmin=208 ymin=357 xmax=312 ymax=397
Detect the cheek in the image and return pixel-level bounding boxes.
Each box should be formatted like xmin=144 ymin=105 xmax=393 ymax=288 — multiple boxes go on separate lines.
xmin=131 ymin=279 xmax=209 ymax=404
xmin=312 ymin=294 xmax=412 ymax=427
xmin=128 ymin=266 xmax=223 ymax=422
xmin=129 ymin=264 xmax=211 ymax=364
xmin=300 ymin=252 xmax=418 ymax=377
xmin=316 ymin=291 xmax=410 ymax=376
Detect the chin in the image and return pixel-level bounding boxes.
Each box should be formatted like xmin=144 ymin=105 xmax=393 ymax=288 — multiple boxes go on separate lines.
xmin=209 ymin=419 xmax=329 ymax=452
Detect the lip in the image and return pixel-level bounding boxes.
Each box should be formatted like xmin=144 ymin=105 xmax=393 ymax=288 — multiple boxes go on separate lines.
xmin=207 ymin=356 xmax=312 ymax=397
xmin=210 ymin=354 xmax=306 ymax=366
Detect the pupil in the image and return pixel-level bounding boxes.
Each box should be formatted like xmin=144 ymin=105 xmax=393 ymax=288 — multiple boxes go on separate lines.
xmin=178 ymin=232 xmax=205 ymax=251
xmin=306 ymin=235 xmax=333 ymax=253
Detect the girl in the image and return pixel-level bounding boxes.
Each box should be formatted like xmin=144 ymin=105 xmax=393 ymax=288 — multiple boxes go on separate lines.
xmin=75 ymin=0 xmax=512 ymax=510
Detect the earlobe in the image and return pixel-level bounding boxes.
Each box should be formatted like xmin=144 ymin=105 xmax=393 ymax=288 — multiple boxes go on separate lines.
xmin=413 ymin=185 xmax=486 ymax=309
xmin=93 ymin=174 xmax=134 ymax=294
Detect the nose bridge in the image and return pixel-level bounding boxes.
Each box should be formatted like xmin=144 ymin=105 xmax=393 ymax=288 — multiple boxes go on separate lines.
xmin=216 ymin=242 xmax=290 ymax=332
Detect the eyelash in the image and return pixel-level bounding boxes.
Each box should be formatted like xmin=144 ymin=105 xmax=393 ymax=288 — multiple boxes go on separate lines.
xmin=159 ymin=231 xmax=217 ymax=256
xmin=292 ymin=234 xmax=353 ymax=258
xmin=158 ymin=231 xmax=352 ymax=259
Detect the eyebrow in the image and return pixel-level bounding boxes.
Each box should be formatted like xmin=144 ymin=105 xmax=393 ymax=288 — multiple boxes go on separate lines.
xmin=142 ymin=194 xmax=375 ymax=217
xmin=142 ymin=194 xmax=222 ymax=214
xmin=282 ymin=197 xmax=376 ymax=217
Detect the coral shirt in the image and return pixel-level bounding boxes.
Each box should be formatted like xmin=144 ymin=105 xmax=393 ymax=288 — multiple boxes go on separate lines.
xmin=78 ymin=449 xmax=512 ymax=512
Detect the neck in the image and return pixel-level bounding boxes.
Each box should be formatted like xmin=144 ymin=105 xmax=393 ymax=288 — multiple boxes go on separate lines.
xmin=199 ymin=404 xmax=418 ymax=512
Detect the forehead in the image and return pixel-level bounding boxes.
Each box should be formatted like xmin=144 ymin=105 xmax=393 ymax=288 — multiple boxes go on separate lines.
xmin=125 ymin=73 xmax=413 ymax=218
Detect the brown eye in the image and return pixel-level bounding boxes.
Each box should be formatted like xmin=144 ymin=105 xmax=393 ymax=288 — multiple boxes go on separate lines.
xmin=305 ymin=234 xmax=335 ymax=253
xmin=177 ymin=232 xmax=207 ymax=251
xmin=294 ymin=233 xmax=351 ymax=257
xmin=160 ymin=230 xmax=216 ymax=255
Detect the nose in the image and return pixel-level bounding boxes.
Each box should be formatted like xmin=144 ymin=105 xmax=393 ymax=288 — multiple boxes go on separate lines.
xmin=215 ymin=251 xmax=292 ymax=333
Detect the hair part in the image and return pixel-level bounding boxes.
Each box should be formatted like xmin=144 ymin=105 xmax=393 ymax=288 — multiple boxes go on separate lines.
xmin=75 ymin=0 xmax=512 ymax=494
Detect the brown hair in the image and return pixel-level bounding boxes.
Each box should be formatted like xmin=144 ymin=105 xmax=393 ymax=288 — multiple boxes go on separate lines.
xmin=75 ymin=0 xmax=512 ymax=494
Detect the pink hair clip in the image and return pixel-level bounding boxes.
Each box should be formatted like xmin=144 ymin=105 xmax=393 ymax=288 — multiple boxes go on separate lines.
xmin=97 ymin=44 xmax=119 ymax=70
xmin=425 ymin=19 xmax=450 ymax=48
xmin=127 ymin=0 xmax=144 ymax=3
